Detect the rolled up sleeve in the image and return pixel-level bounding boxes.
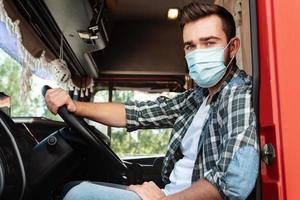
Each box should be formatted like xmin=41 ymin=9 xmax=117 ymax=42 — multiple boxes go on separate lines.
xmin=204 ymin=86 xmax=259 ymax=200
xmin=205 ymin=146 xmax=259 ymax=200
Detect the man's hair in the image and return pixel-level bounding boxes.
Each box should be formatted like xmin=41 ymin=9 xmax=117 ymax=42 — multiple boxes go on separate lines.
xmin=180 ymin=2 xmax=236 ymax=41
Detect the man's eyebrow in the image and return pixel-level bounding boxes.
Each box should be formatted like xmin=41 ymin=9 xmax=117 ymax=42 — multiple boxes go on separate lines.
xmin=183 ymin=36 xmax=221 ymax=47
xmin=183 ymin=41 xmax=194 ymax=47
xmin=199 ymin=36 xmax=221 ymax=41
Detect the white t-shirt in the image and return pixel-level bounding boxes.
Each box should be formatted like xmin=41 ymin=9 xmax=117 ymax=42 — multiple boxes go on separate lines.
xmin=163 ymin=96 xmax=210 ymax=196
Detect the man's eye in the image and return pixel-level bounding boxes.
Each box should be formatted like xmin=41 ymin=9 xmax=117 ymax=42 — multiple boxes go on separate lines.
xmin=185 ymin=45 xmax=195 ymax=51
xmin=206 ymin=42 xmax=215 ymax=47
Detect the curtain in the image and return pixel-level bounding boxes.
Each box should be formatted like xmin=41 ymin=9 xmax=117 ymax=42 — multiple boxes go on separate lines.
xmin=0 ymin=0 xmax=94 ymax=97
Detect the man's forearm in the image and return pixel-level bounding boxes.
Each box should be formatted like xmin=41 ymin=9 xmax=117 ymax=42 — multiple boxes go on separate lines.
xmin=74 ymin=101 xmax=127 ymax=127
xmin=163 ymin=179 xmax=222 ymax=200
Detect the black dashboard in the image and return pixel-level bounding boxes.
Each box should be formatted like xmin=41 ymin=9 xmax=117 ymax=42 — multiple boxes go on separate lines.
xmin=0 ymin=107 xmax=118 ymax=200
xmin=0 ymin=110 xmax=78 ymax=200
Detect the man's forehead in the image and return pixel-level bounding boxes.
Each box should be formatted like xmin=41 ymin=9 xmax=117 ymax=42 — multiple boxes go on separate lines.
xmin=183 ymin=15 xmax=226 ymax=42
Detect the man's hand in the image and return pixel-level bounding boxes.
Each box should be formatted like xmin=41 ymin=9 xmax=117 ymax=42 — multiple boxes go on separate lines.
xmin=45 ymin=88 xmax=127 ymax=127
xmin=45 ymin=88 xmax=76 ymax=115
xmin=163 ymin=179 xmax=222 ymax=200
xmin=128 ymin=181 xmax=166 ymax=200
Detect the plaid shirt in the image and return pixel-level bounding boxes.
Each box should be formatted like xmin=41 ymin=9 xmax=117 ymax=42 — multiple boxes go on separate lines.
xmin=125 ymin=65 xmax=259 ymax=198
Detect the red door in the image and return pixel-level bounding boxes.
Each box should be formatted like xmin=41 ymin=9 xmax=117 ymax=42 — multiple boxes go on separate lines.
xmin=257 ymin=0 xmax=300 ymax=199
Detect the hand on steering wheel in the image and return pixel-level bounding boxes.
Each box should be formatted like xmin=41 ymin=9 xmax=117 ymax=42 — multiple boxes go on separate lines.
xmin=42 ymin=85 xmax=127 ymax=170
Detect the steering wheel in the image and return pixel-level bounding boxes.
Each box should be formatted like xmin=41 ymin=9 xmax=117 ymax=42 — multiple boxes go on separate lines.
xmin=42 ymin=85 xmax=127 ymax=170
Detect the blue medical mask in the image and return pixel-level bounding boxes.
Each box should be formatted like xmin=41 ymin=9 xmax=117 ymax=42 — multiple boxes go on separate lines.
xmin=185 ymin=41 xmax=234 ymax=88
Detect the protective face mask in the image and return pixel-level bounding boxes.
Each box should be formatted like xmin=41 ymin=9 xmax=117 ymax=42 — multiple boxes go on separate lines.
xmin=185 ymin=41 xmax=235 ymax=88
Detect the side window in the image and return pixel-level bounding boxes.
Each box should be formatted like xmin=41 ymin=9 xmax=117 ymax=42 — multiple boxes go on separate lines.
xmin=92 ymin=89 xmax=178 ymax=158
xmin=0 ymin=48 xmax=61 ymax=121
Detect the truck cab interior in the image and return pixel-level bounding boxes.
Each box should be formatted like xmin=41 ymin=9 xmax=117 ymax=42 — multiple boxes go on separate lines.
xmin=0 ymin=0 xmax=261 ymax=200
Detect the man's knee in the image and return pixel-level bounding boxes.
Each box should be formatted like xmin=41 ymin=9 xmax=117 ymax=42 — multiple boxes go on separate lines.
xmin=63 ymin=181 xmax=141 ymax=200
xmin=63 ymin=182 xmax=96 ymax=200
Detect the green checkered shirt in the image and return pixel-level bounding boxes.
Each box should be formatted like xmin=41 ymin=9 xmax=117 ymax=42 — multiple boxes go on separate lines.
xmin=125 ymin=65 xmax=259 ymax=198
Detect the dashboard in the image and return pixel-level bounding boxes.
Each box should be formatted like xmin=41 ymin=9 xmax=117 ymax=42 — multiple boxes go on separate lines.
xmin=0 ymin=109 xmax=113 ymax=199
xmin=0 ymin=110 xmax=81 ymax=200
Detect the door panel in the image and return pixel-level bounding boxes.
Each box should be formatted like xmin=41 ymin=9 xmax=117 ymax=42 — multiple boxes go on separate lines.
xmin=257 ymin=0 xmax=300 ymax=199
xmin=257 ymin=0 xmax=283 ymax=199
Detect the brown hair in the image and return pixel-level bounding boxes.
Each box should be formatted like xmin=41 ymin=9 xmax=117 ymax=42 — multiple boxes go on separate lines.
xmin=180 ymin=2 xmax=236 ymax=42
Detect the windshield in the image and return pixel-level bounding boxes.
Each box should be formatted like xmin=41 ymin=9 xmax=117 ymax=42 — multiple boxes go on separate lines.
xmin=0 ymin=48 xmax=61 ymax=121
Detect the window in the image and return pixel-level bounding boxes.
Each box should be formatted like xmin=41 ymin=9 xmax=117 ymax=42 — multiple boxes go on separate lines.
xmin=0 ymin=48 xmax=61 ymax=121
xmin=92 ymin=89 xmax=178 ymax=158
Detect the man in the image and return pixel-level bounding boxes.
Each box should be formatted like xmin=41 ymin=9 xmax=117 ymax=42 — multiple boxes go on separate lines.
xmin=45 ymin=2 xmax=259 ymax=200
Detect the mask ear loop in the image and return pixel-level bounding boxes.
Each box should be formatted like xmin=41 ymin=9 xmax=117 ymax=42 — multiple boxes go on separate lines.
xmin=226 ymin=54 xmax=236 ymax=68
xmin=224 ymin=38 xmax=233 ymax=50
xmin=225 ymin=38 xmax=237 ymax=67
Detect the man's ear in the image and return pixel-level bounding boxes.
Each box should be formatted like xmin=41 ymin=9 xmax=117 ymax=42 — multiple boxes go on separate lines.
xmin=230 ymin=37 xmax=240 ymax=58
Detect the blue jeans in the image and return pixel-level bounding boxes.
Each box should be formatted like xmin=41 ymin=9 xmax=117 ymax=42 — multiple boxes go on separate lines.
xmin=63 ymin=182 xmax=141 ymax=200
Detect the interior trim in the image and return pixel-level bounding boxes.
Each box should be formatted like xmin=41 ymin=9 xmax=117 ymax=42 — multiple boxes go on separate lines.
xmin=249 ymin=0 xmax=261 ymax=200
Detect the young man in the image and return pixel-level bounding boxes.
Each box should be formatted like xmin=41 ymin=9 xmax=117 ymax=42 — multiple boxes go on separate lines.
xmin=45 ymin=2 xmax=259 ymax=200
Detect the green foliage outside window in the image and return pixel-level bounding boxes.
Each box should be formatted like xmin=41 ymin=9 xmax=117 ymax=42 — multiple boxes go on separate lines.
xmin=0 ymin=54 xmax=61 ymax=121
xmin=93 ymin=90 xmax=175 ymax=158
xmin=111 ymin=128 xmax=170 ymax=157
